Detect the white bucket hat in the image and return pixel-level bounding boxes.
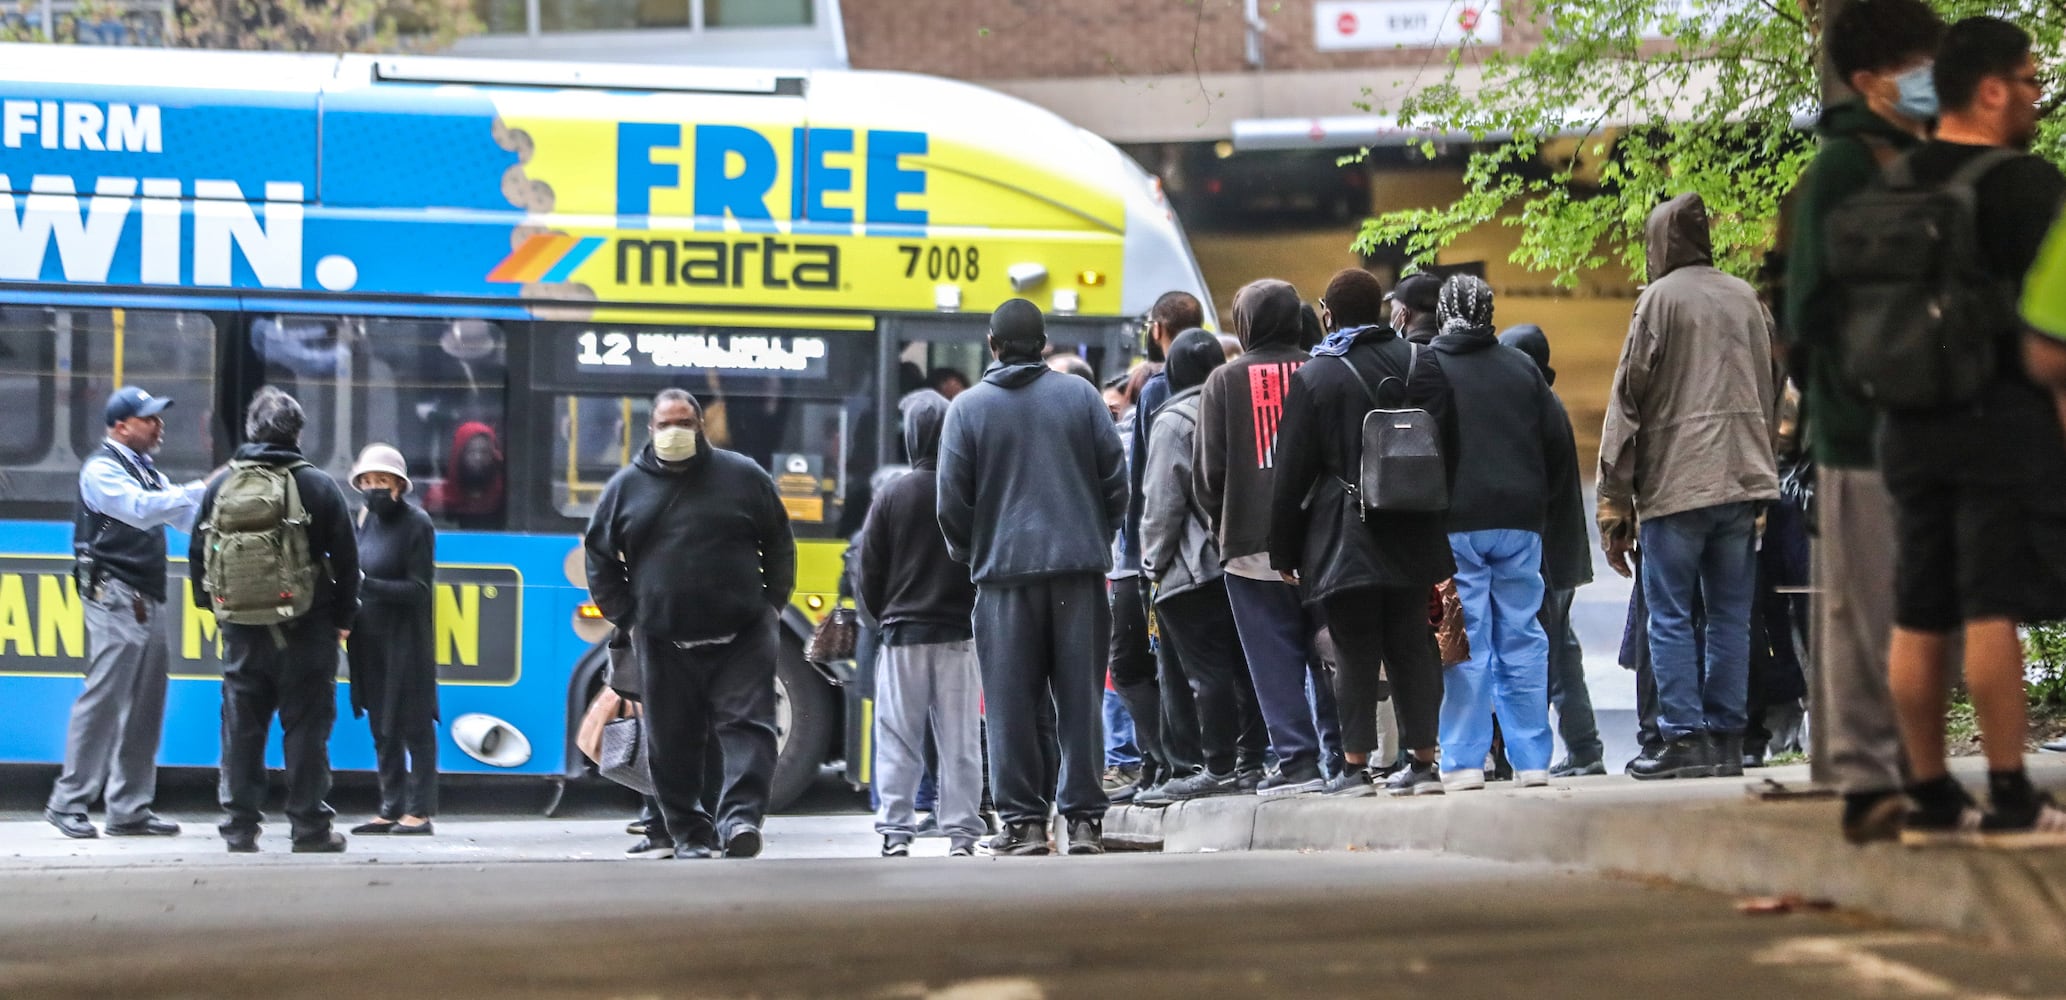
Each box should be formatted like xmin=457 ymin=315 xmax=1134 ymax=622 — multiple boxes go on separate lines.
xmin=350 ymin=443 xmax=412 ymax=494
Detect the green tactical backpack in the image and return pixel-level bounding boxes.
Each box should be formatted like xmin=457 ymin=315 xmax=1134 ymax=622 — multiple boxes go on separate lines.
xmin=201 ymin=459 xmax=318 ymax=625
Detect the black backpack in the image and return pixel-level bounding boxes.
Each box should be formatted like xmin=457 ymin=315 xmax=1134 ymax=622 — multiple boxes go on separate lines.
xmin=1822 ymin=147 xmax=2020 ymax=411
xmin=1337 ymin=342 xmax=1448 ymax=515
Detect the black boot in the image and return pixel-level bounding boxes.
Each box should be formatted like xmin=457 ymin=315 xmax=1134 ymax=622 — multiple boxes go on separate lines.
xmin=1711 ymin=733 xmax=1745 ymax=778
xmin=1628 ymin=735 xmax=1714 ymax=780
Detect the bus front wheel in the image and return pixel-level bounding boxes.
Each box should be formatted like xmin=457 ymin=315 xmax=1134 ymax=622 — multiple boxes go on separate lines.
xmin=769 ymin=631 xmax=835 ymax=812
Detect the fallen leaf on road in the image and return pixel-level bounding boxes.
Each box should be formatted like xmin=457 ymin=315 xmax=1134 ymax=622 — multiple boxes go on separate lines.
xmin=1737 ymin=894 xmax=1835 ymax=915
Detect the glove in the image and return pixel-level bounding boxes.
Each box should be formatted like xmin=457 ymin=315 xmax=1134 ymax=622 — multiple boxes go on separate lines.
xmin=1598 ymin=494 xmax=1637 ymax=579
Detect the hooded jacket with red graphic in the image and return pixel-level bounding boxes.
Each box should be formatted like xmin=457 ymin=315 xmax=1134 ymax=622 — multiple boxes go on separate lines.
xmin=426 ymin=421 xmax=506 ymax=524
xmin=1194 ymin=279 xmax=1309 ymax=565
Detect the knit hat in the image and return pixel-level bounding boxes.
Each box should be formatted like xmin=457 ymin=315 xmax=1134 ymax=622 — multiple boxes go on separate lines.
xmin=1437 ymin=275 xmax=1495 ymax=336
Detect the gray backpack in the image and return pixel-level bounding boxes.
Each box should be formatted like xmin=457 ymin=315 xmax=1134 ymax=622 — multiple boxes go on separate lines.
xmin=1338 ymin=342 xmax=1448 ymax=515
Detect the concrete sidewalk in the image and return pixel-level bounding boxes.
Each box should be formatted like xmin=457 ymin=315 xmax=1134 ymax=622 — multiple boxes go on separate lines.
xmin=1110 ymin=756 xmax=2066 ymax=950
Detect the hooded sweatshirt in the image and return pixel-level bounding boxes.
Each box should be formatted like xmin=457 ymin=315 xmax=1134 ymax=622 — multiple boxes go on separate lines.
xmin=1140 ymin=330 xmax=1228 ymax=600
xmin=188 ymin=441 xmax=361 ymax=633
xmin=583 ymin=441 xmax=796 ymax=643
xmin=1783 ymin=101 xmax=1924 ymax=470
xmin=937 ymin=356 xmax=1127 ymax=585
xmin=857 ymin=391 xmax=977 ymax=645
xmin=426 ymin=421 xmax=505 ymax=523
xmin=1500 ymin=325 xmax=1592 ymax=590
xmin=1196 ymin=279 xmax=1309 ymax=568
xmin=1599 ymin=194 xmax=1781 ymax=521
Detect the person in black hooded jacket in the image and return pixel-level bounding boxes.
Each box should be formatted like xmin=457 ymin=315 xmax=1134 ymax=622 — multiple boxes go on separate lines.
xmin=190 ymin=387 xmax=361 ymax=854
xmin=857 ymin=390 xmax=984 ymax=858
xmin=1499 ymin=324 xmax=1602 ymax=777
xmin=937 ymin=299 xmax=1126 ymax=856
xmin=1407 ymin=277 xmax=1585 ymax=791
xmin=1271 ymin=268 xmax=1456 ymax=797
xmin=584 ymin=388 xmax=795 ymax=860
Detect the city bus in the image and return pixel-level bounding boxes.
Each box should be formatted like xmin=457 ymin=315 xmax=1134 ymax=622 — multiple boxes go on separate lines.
xmin=0 ymin=44 xmax=1214 ymax=810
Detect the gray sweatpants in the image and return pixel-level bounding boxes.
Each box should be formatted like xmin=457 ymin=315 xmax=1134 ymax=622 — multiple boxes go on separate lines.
xmin=872 ymin=639 xmax=985 ymax=842
xmin=47 ymin=577 xmax=170 ymax=825
xmin=1809 ymin=468 xmax=1908 ymax=795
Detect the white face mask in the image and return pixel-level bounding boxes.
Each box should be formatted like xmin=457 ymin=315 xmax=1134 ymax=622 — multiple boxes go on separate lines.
xmin=653 ymin=426 xmax=698 ymax=463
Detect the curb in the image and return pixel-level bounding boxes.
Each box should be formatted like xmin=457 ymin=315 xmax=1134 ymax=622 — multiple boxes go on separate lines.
xmin=1110 ymin=767 xmax=2066 ymax=950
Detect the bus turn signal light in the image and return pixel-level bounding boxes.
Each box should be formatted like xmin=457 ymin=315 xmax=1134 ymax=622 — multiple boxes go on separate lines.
xmin=576 ymin=602 xmax=605 ymax=620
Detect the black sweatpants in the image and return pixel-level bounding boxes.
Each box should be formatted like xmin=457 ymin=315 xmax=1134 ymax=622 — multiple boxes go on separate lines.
xmin=1107 ymin=576 xmax=1169 ymax=776
xmin=1157 ymin=580 xmax=1267 ymax=776
xmin=218 ymin=620 xmax=340 ymax=842
xmin=1322 ymin=587 xmax=1442 ymax=755
xmin=975 ymin=574 xmax=1109 ymax=825
xmin=638 ymin=611 xmax=780 ymax=850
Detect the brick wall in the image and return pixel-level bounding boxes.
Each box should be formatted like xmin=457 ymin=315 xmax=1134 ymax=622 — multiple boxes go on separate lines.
xmin=842 ymin=0 xmax=1531 ymax=81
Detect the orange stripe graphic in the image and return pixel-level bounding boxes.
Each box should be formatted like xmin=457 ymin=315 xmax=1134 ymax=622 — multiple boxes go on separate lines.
xmin=487 ymin=234 xmax=573 ymax=283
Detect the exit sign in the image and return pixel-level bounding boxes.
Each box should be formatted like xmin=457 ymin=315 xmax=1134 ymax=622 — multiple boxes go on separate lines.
xmin=1314 ymin=0 xmax=1503 ymax=50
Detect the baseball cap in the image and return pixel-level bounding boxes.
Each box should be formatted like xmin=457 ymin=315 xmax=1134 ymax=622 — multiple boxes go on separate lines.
xmin=104 ymin=386 xmax=172 ymax=426
xmin=1385 ymin=273 xmax=1442 ymax=313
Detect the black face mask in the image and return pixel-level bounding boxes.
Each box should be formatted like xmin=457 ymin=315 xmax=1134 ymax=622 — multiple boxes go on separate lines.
xmin=361 ymin=487 xmax=400 ymax=516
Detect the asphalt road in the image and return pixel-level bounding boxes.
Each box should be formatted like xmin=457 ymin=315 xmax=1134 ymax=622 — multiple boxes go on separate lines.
xmin=3 ymin=847 xmax=2063 ymax=999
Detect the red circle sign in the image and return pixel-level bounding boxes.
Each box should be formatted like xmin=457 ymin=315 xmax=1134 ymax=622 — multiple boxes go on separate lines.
xmin=1336 ymin=11 xmax=1358 ymax=35
xmin=1459 ymin=7 xmax=1480 ymax=30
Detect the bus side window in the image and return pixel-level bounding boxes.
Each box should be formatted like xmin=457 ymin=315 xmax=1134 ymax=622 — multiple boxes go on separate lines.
xmin=344 ymin=317 xmax=510 ymax=531
xmin=69 ymin=308 xmax=220 ymax=485
xmin=0 ymin=307 xmax=59 ymax=474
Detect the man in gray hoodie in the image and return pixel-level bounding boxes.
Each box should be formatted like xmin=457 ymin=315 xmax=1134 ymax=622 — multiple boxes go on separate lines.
xmin=1599 ymin=194 xmax=1781 ymax=782
xmin=938 ymin=299 xmax=1128 ymax=856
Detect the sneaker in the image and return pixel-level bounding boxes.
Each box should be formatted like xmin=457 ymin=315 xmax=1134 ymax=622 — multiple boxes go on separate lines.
xmin=1550 ymin=758 xmax=1607 ymax=778
xmin=948 ymin=839 xmax=978 ymax=858
xmin=43 ymin=809 xmax=96 ymax=840
xmin=881 ymin=834 xmax=913 ymax=858
xmin=1444 ymin=768 xmax=1487 ymax=792
xmin=625 ymin=836 xmax=677 ymax=859
xmin=1322 ymin=768 xmax=1375 ymax=797
xmin=1133 ymin=781 xmax=1176 ymax=807
xmin=987 ymin=820 xmax=1051 ymax=856
xmin=1901 ymin=781 xmax=1983 ymax=847
xmin=291 ymin=832 xmax=347 ymax=854
xmin=1233 ymin=766 xmax=1266 ymax=793
xmin=1516 ymin=769 xmax=1550 ymax=788
xmin=1386 ymin=762 xmax=1444 ymax=796
xmin=224 ymin=834 xmax=259 ymax=854
xmin=1977 ymin=793 xmax=2066 ymax=849
xmin=1841 ymin=791 xmax=1909 ymax=846
xmin=1628 ymin=736 xmax=1714 ymax=780
xmin=1101 ymin=765 xmax=1141 ymax=795
xmin=1066 ymin=818 xmax=1104 ymax=855
xmin=1257 ymin=761 xmax=1325 ymax=797
xmin=1160 ymin=770 xmax=1241 ymax=802
xmin=626 ymin=819 xmax=648 ymax=837
xmin=1741 ymin=741 xmax=1769 ymax=770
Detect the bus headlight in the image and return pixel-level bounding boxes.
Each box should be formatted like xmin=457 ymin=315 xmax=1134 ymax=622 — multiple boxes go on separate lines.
xmin=451 ymin=713 xmax=532 ymax=768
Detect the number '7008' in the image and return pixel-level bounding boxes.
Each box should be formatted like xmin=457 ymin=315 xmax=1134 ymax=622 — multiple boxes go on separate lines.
xmin=898 ymin=244 xmax=980 ymax=282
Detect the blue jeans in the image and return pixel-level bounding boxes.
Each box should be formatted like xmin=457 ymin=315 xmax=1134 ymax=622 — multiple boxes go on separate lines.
xmin=1104 ymin=689 xmax=1141 ymax=768
xmin=1223 ymin=575 xmax=1344 ymax=774
xmin=1641 ymin=502 xmax=1757 ymax=742
xmin=1440 ymin=530 xmax=1552 ymax=774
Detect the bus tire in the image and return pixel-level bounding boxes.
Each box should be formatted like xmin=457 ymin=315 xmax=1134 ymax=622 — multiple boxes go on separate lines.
xmin=770 ymin=631 xmax=834 ymax=813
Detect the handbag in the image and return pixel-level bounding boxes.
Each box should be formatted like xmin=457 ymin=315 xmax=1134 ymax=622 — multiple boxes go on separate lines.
xmin=598 ymin=711 xmax=655 ymax=796
xmin=575 ymin=687 xmax=622 ymax=764
xmin=806 ymin=606 xmax=859 ymax=664
xmin=1435 ymin=578 xmax=1471 ymax=668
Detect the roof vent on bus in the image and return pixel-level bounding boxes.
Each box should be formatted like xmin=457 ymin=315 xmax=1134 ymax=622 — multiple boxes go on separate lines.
xmin=371 ymin=58 xmax=806 ymax=97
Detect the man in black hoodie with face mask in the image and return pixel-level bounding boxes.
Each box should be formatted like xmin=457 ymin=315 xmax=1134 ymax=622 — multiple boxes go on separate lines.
xmin=584 ymin=388 xmax=796 ymax=860
xmin=939 ymin=299 xmax=1127 ymax=856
